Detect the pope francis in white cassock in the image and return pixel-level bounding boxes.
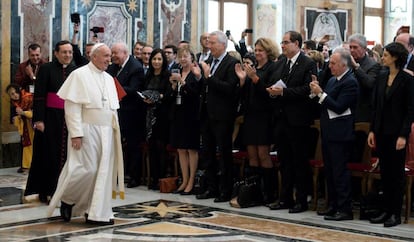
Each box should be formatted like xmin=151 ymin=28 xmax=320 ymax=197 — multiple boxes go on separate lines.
xmin=47 ymin=43 xmax=124 ymax=225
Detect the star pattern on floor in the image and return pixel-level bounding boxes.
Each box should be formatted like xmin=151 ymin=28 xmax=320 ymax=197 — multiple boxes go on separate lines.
xmin=114 ymin=200 xmax=209 ymax=219
xmin=126 ymin=201 xmax=198 ymax=217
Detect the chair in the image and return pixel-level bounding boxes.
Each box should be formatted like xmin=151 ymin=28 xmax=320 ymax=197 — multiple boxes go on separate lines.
xmin=405 ymin=165 xmax=414 ymax=223
xmin=347 ymin=122 xmax=373 ymax=196
xmin=309 ymin=120 xmax=325 ymax=210
xmin=232 ymin=150 xmax=248 ymax=179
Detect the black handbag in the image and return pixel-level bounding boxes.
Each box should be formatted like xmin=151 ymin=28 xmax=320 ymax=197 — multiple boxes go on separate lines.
xmin=230 ymin=175 xmax=263 ymax=208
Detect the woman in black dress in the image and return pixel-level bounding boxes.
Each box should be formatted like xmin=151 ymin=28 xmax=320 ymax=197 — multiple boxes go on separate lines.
xmin=143 ymin=48 xmax=173 ymax=190
xmin=235 ymin=38 xmax=279 ymax=205
xmin=169 ymin=46 xmax=202 ymax=194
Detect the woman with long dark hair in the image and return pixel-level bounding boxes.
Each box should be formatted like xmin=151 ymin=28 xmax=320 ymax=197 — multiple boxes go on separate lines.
xmin=142 ymin=48 xmax=173 ymax=190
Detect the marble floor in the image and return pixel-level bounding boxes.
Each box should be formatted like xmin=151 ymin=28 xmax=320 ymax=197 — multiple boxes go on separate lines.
xmin=1 ymin=167 xmax=414 ymax=242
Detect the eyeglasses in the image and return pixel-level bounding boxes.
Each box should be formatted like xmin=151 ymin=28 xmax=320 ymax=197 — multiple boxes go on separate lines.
xmin=280 ymin=41 xmax=293 ymax=45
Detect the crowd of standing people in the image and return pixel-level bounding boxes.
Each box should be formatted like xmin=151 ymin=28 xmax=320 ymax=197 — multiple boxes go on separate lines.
xmin=7 ymin=26 xmax=414 ymax=228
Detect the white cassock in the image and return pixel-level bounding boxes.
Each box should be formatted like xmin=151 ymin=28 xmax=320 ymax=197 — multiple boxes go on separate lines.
xmin=47 ymin=62 xmax=124 ymax=222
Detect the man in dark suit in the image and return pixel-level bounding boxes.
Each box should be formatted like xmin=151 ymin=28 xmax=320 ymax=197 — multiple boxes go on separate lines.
xmin=395 ymin=33 xmax=414 ymax=73
xmin=310 ymin=48 xmax=359 ymax=221
xmin=14 ymin=43 xmax=46 ymax=92
xmin=348 ymin=33 xmax=381 ymax=122
xmin=107 ymin=42 xmax=146 ymax=188
xmin=196 ymin=30 xmax=239 ymax=202
xmin=266 ymin=30 xmax=316 ymax=213
xmin=196 ymin=32 xmax=212 ymax=64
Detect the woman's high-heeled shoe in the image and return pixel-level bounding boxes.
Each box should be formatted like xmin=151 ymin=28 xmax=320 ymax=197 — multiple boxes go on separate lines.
xmin=180 ymin=189 xmax=193 ymax=195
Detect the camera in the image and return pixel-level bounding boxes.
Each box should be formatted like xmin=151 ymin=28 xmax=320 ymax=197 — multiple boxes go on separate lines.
xmin=245 ymin=28 xmax=253 ymax=33
xmin=70 ymin=13 xmax=80 ymax=24
xmin=225 ymin=30 xmax=231 ymax=37
xmin=90 ymin=27 xmax=104 ymax=33
xmin=90 ymin=27 xmax=104 ymax=37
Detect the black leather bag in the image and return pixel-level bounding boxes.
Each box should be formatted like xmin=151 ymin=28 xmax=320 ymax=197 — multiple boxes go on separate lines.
xmin=230 ymin=175 xmax=263 ymax=208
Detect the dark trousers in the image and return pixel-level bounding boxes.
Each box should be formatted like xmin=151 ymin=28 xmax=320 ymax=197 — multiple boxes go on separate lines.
xmin=202 ymin=119 xmax=234 ymax=196
xmin=322 ymin=140 xmax=353 ymax=213
xmin=120 ymin=109 xmax=145 ymax=183
xmin=275 ymin=121 xmax=311 ymax=205
xmin=376 ymin=134 xmax=406 ymax=217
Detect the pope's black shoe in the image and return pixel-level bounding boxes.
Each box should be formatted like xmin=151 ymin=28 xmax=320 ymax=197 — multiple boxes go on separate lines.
xmin=60 ymin=201 xmax=74 ymax=222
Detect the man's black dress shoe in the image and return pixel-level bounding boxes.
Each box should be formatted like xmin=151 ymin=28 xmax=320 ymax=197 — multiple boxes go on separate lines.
xmin=268 ymin=202 xmax=291 ymax=210
xmin=369 ymin=212 xmax=388 ymax=224
xmin=196 ymin=190 xmax=217 ymax=199
xmin=214 ymin=194 xmax=231 ymax=203
xmin=127 ymin=179 xmax=140 ymax=188
xmin=289 ymin=203 xmax=308 ymax=213
xmin=384 ymin=214 xmax=401 ymax=227
xmin=60 ymin=201 xmax=74 ymax=222
xmin=324 ymin=211 xmax=353 ymax=221
xmin=317 ymin=207 xmax=336 ymax=216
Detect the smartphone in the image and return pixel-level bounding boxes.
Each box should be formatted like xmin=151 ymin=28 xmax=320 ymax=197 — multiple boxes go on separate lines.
xmin=225 ymin=30 xmax=231 ymax=37
xmin=136 ymin=91 xmax=146 ymax=99
xmin=245 ymin=28 xmax=253 ymax=33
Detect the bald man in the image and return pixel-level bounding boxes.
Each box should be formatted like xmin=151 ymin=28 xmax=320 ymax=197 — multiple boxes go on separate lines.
xmin=395 ymin=33 xmax=414 ymax=73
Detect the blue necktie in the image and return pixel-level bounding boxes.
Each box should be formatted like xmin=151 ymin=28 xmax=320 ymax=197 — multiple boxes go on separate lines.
xmin=210 ymin=59 xmax=219 ymax=75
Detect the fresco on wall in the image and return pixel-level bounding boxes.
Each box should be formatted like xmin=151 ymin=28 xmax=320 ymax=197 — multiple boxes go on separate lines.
xmin=159 ymin=0 xmax=186 ymax=47
xmin=20 ymin=0 xmax=53 ymax=61
xmin=255 ymin=3 xmax=277 ymax=41
xmin=88 ymin=2 xmax=132 ymax=48
xmin=304 ymin=8 xmax=348 ymax=49
xmin=72 ymin=0 xmax=143 ymax=50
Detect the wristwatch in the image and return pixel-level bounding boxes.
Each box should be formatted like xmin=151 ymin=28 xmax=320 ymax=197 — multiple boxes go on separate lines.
xmin=317 ymin=92 xmax=324 ymax=98
xmin=32 ymin=76 xmax=36 ymax=80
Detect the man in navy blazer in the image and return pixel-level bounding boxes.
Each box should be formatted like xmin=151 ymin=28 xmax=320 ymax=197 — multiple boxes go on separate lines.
xmin=267 ymin=31 xmax=317 ymax=213
xmin=107 ymin=42 xmax=146 ymax=188
xmin=310 ymin=47 xmax=359 ymax=221
xmin=196 ymin=31 xmax=239 ymax=202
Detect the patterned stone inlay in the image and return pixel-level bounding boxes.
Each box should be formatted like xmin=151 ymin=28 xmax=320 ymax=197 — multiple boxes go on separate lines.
xmin=184 ymin=211 xmax=403 ymax=242
xmin=122 ymin=221 xmax=226 ymax=235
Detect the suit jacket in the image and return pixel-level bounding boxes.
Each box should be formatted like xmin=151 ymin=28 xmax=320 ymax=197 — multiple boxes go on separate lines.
xmin=319 ymin=71 xmax=359 ymax=142
xmin=353 ymin=54 xmax=382 ymax=121
xmin=107 ymin=55 xmax=145 ymax=110
xmin=370 ymin=69 xmax=414 ymax=138
xmin=406 ymin=54 xmax=414 ymax=72
xmin=271 ymin=52 xmax=317 ymax=126
xmin=196 ymin=52 xmax=212 ymax=63
xmin=204 ymin=53 xmax=239 ymax=121
xmin=14 ymin=59 xmax=46 ymax=91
